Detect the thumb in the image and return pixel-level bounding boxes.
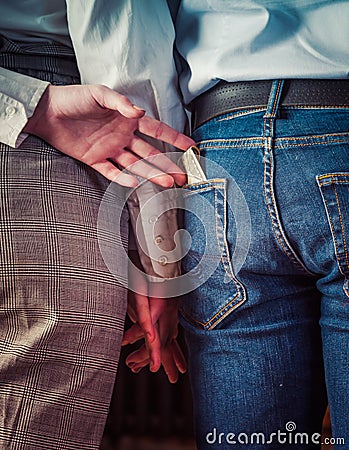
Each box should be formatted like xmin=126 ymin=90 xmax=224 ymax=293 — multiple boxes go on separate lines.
xmin=91 ymin=85 xmax=145 ymax=119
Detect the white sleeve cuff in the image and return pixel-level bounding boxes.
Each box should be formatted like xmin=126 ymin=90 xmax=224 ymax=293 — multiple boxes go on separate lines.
xmin=0 ymin=67 xmax=49 ymax=148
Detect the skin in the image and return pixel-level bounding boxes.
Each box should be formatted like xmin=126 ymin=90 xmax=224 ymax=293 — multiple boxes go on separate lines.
xmin=24 ymin=83 xmax=193 ymax=382
xmin=24 ymin=84 xmax=194 ymax=187
xmin=123 ymin=294 xmax=187 ymax=383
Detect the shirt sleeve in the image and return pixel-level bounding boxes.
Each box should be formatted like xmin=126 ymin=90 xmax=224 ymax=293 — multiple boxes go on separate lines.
xmin=66 ymin=0 xmax=187 ymax=279
xmin=128 ymin=183 xmax=181 ymax=279
xmin=0 ymin=67 xmax=49 ymax=147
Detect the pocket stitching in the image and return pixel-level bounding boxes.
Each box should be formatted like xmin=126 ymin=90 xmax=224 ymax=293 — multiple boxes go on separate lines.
xmin=180 ymin=292 xmax=245 ymax=330
xmin=334 ymin=183 xmax=349 ymax=273
xmin=317 ymin=174 xmax=349 ymax=298
xmin=181 ymin=179 xmax=247 ymax=330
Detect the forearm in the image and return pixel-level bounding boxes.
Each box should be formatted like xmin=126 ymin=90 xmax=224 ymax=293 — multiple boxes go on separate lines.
xmin=128 ymin=181 xmax=181 ymax=279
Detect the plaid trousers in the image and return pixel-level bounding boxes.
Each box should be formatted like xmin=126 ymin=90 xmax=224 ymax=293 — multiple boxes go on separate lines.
xmin=0 ymin=38 xmax=129 ymax=449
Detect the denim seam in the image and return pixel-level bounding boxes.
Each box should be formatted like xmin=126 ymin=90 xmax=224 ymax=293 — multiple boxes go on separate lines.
xmin=213 ymin=182 xmax=246 ymax=326
xmin=198 ymin=137 xmax=262 ymax=145
xmin=179 ymin=292 xmax=244 ymax=330
xmin=198 ymin=139 xmax=349 ymax=150
xmin=207 ymin=297 xmax=246 ymax=330
xmin=317 ymin=174 xmax=349 ymax=184
xmin=211 ymin=105 xmax=349 ymax=124
xmin=182 ymin=180 xmax=247 ymax=330
xmin=276 ymin=139 xmax=349 ymax=149
xmin=217 ymin=108 xmax=266 ymax=122
xmin=334 ymin=183 xmax=349 ymax=272
xmin=196 ymin=134 xmax=349 ymax=150
xmin=266 ymin=80 xmax=283 ymax=119
xmin=262 ymin=148 xmax=312 ymax=275
xmin=282 ymin=105 xmax=349 ymax=110
xmin=262 ymin=82 xmax=316 ymax=276
xmin=277 ymin=132 xmax=349 ymax=142
xmin=317 ymin=175 xmax=349 ymax=297
xmin=198 ymin=143 xmax=262 ymax=150
xmin=215 ymin=182 xmax=232 ymax=278
xmin=321 ymin=191 xmax=349 ymax=297
xmin=183 ymin=179 xmax=227 ymax=192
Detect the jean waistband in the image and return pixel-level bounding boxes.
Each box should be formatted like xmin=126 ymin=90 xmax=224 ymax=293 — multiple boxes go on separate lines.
xmin=190 ymin=79 xmax=349 ymax=130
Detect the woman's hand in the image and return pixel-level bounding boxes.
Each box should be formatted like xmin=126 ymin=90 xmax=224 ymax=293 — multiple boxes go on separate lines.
xmin=123 ymin=295 xmax=187 ymax=383
xmin=24 ymin=84 xmax=194 ymax=187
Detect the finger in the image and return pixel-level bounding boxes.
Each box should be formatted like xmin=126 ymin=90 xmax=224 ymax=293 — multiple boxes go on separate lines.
xmin=149 ymin=298 xmax=172 ymax=324
xmin=170 ymin=339 xmax=187 ymax=374
xmin=161 ymin=347 xmax=179 ymax=384
xmin=126 ymin=345 xmax=159 ymax=374
xmin=122 ymin=323 xmax=143 ymax=346
xmin=132 ymin=292 xmax=155 ymax=344
xmin=147 ymin=325 xmax=161 ymax=372
xmin=113 ymin=150 xmax=175 ymax=188
xmin=131 ymin=294 xmax=161 ymax=372
xmin=138 ymin=115 xmax=195 ymax=151
xmin=91 ymin=85 xmax=146 ymax=119
xmin=130 ymin=362 xmax=149 ymax=373
xmin=126 ymin=345 xmax=149 ymax=367
xmin=129 ymin=137 xmax=187 ymax=186
xmin=152 ymin=298 xmax=179 ymax=344
xmin=124 ymin=296 xmax=161 ymax=371
xmin=126 ymin=305 xmax=137 ymax=324
xmin=90 ymin=160 xmax=138 ymax=186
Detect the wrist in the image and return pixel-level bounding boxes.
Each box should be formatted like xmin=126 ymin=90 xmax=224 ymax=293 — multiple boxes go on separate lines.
xmin=23 ymin=84 xmax=53 ymax=136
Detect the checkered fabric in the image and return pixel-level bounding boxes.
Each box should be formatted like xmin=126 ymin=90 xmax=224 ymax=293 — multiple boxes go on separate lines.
xmin=0 ymin=39 xmax=129 ymax=449
xmin=0 ymin=35 xmax=79 ymax=77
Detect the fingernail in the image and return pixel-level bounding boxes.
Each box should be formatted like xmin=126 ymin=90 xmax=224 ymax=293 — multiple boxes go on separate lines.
xmin=132 ymin=105 xmax=145 ymax=112
xmin=132 ymin=367 xmax=141 ymax=374
xmin=162 ymin=176 xmax=175 ymax=189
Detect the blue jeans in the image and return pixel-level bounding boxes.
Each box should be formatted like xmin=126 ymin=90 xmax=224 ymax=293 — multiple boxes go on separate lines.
xmin=180 ymin=81 xmax=349 ymax=449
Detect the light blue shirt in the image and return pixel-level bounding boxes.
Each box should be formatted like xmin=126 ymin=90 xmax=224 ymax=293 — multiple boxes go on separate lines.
xmin=0 ymin=0 xmax=348 ymax=277
xmin=0 ymin=0 xmax=70 ymax=46
xmin=1 ymin=0 xmax=348 ymax=119
xmin=174 ymin=0 xmax=349 ymax=103
xmin=0 ymin=0 xmax=186 ymax=278
xmin=0 ymin=0 xmax=186 ymax=141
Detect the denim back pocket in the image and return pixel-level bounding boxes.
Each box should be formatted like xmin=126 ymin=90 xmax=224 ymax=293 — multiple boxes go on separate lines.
xmin=179 ymin=179 xmax=246 ymax=330
xmin=317 ymin=173 xmax=349 ymax=298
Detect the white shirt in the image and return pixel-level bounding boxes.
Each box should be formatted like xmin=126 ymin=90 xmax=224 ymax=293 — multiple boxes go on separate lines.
xmin=2 ymin=0 xmax=348 ymax=142
xmin=175 ymin=0 xmax=349 ymax=103
xmin=1 ymin=0 xmax=348 ymax=276
xmin=0 ymin=68 xmax=49 ymax=147
xmin=0 ymin=0 xmax=186 ymax=144
xmin=0 ymin=0 xmax=186 ymax=278
xmin=0 ymin=0 xmax=70 ymax=46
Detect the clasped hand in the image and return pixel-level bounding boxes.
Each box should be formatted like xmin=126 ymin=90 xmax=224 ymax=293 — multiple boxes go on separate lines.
xmin=25 ymin=83 xmax=192 ymax=383
xmin=122 ymin=292 xmax=187 ymax=384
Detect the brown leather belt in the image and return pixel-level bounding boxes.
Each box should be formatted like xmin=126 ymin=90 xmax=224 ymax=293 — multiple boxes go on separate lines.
xmin=190 ymin=79 xmax=349 ymax=130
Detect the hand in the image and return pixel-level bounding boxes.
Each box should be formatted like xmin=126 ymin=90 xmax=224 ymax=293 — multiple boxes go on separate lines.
xmin=24 ymin=84 xmax=195 ymax=187
xmin=122 ymin=295 xmax=187 ymax=383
